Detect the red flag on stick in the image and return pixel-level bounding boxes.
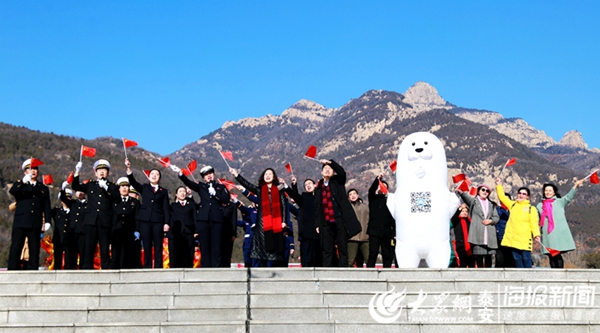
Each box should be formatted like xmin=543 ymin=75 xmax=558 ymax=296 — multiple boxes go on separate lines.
xmin=285 ymin=163 xmax=293 ymax=174
xmin=505 ymin=158 xmax=517 ymax=167
xmin=305 ymin=145 xmax=317 ymax=159
xmin=457 ymin=180 xmax=470 ymax=192
xmin=66 ymin=172 xmax=74 ymax=184
xmin=123 ymin=138 xmax=138 ymax=149
xmin=30 ymin=157 xmax=44 ymax=168
xmin=378 ymin=179 xmax=389 ymax=195
xmin=469 ymin=186 xmax=478 ymax=196
xmin=187 ymin=160 xmax=197 ymax=173
xmin=81 ymin=145 xmax=97 ymax=158
xmin=182 ymin=168 xmax=192 ymax=177
xmin=539 ymin=241 xmax=561 ymax=257
xmin=143 ymin=170 xmax=152 ymax=179
xmin=43 ymin=174 xmax=53 ymax=185
xmin=158 ymin=157 xmax=171 ymax=168
xmin=452 ymin=173 xmax=466 ymax=184
xmin=389 ymin=160 xmax=397 ymax=173
xmin=219 ymin=178 xmax=236 ymax=191
xmin=590 ymin=171 xmax=599 ymax=185
xmin=220 ymin=151 xmax=234 ymax=161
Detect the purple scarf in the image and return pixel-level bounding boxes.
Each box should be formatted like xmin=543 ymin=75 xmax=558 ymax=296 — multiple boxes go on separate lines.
xmin=539 ymin=198 xmax=555 ymax=234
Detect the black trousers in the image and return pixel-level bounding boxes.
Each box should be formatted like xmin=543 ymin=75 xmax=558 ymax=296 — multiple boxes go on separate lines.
xmin=52 ymin=236 xmax=67 ymax=270
xmin=8 ymin=227 xmax=40 ymax=270
xmin=66 ymin=231 xmax=86 ymax=269
xmin=139 ymin=221 xmax=164 ymax=269
xmin=83 ymin=224 xmax=111 ymax=269
xmin=169 ymin=232 xmax=195 ymax=268
xmin=300 ymin=238 xmax=321 ymax=267
xmin=321 ymin=219 xmax=348 ymax=267
xmin=112 ymin=227 xmax=142 ymax=269
xmin=197 ymin=220 xmax=223 ymax=268
xmin=367 ymin=235 xmax=394 ymax=268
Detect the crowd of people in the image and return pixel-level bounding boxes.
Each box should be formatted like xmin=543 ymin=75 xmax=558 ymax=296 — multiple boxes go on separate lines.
xmin=7 ymin=155 xmax=585 ymax=270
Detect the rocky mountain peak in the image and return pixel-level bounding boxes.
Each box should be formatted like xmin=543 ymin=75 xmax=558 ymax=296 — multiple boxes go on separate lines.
xmin=403 ymin=81 xmax=452 ymax=112
xmin=558 ymin=130 xmax=588 ymax=150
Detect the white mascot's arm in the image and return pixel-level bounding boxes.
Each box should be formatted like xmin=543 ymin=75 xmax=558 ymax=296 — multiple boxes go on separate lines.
xmin=386 ymin=192 xmax=396 ymax=218
xmin=447 ymin=191 xmax=460 ymax=217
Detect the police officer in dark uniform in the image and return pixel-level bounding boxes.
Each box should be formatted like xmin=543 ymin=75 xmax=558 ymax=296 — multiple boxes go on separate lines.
xmin=72 ymin=159 xmax=120 ymax=269
xmin=111 ymin=177 xmax=141 ymax=269
xmin=8 ymin=158 xmax=52 ymax=270
xmin=170 ymin=164 xmax=230 ymax=268
xmin=168 ymin=186 xmax=197 ymax=268
xmin=60 ymin=184 xmax=88 ymax=270
xmin=52 ymin=188 xmax=72 ymax=269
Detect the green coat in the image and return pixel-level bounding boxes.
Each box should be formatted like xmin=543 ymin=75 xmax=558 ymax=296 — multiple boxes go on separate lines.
xmin=536 ymin=187 xmax=576 ymax=254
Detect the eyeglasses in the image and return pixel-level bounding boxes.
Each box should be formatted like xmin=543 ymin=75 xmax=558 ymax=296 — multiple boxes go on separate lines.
xmin=518 ymin=192 xmax=528 ymax=196
xmin=480 ymin=188 xmax=489 ymax=193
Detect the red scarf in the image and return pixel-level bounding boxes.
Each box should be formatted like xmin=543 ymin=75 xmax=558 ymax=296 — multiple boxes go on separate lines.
xmin=321 ymin=181 xmax=335 ymax=223
xmin=261 ymin=184 xmax=282 ymax=234
xmin=460 ymin=217 xmax=472 ymax=256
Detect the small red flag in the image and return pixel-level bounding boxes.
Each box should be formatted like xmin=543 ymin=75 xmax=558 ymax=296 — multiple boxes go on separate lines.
xmin=389 ymin=160 xmax=397 ymax=173
xmin=182 ymin=168 xmax=192 ymax=176
xmin=81 ymin=145 xmax=97 ymax=158
xmin=219 ymin=178 xmax=236 ymax=191
xmin=221 ymin=151 xmax=234 ymax=161
xmin=30 ymin=157 xmax=44 ymax=168
xmin=305 ymin=145 xmax=317 ymax=159
xmin=378 ymin=179 xmax=388 ymax=195
xmin=505 ymin=158 xmax=517 ymax=167
xmin=546 ymin=246 xmax=561 ymax=257
xmin=187 ymin=160 xmax=197 ymax=173
xmin=457 ymin=180 xmax=470 ymax=192
xmin=590 ymin=171 xmax=599 ymax=184
xmin=66 ymin=172 xmax=74 ymax=184
xmin=452 ymin=173 xmax=466 ymax=184
xmin=143 ymin=170 xmax=151 ymax=178
xmin=123 ymin=138 xmax=138 ymax=149
xmin=43 ymin=174 xmax=54 ymax=185
xmin=158 ymin=157 xmax=171 ymax=168
xmin=285 ymin=163 xmax=293 ymax=174
xmin=469 ymin=186 xmax=478 ymax=196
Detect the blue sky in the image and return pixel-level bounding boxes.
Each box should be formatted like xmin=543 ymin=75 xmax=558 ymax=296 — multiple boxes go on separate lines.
xmin=1 ymin=2 xmax=599 ymax=155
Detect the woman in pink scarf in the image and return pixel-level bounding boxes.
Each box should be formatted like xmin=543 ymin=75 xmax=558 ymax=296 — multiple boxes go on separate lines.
xmin=537 ymin=179 xmax=584 ymax=268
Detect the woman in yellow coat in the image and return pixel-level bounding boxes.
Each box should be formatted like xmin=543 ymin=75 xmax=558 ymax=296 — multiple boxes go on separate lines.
xmin=494 ymin=178 xmax=540 ymax=268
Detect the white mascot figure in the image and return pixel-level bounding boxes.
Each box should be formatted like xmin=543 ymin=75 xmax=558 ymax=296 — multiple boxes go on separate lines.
xmin=386 ymin=132 xmax=459 ymax=268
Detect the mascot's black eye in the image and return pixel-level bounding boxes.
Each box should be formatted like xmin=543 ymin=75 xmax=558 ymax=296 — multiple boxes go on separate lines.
xmin=424 ymin=141 xmax=428 ymax=145
xmin=412 ymin=142 xmax=415 ymax=146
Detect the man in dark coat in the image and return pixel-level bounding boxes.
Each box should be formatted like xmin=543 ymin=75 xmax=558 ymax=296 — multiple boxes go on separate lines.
xmin=60 ymin=186 xmax=88 ymax=270
xmin=111 ymin=177 xmax=141 ymax=269
xmin=72 ymin=159 xmax=121 ymax=269
xmin=366 ymin=174 xmax=396 ymax=268
xmin=285 ymin=177 xmax=321 ymax=267
xmin=8 ymin=158 xmax=52 ymax=270
xmin=314 ymin=159 xmax=362 ymax=267
xmin=52 ymin=189 xmax=73 ymax=270
xmin=171 ymin=165 xmax=230 ymax=268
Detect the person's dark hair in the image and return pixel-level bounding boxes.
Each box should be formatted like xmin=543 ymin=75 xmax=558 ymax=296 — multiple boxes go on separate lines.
xmin=258 ymin=168 xmax=279 ymax=187
xmin=517 ymin=187 xmax=530 ymax=197
xmin=542 ymin=183 xmax=561 ymax=199
xmin=174 ymin=186 xmax=187 ymax=200
xmin=380 ymin=180 xmax=389 ymax=188
xmin=304 ymin=179 xmax=315 ymax=185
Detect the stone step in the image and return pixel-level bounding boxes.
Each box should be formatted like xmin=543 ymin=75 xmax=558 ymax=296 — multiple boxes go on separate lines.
xmin=0 ymin=322 xmax=246 ymax=333
xmin=3 ymin=307 xmax=247 ymax=324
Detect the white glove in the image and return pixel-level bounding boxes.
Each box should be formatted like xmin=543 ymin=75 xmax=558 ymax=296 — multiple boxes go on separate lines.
xmin=44 ymin=222 xmax=51 ymax=231
xmin=22 ymin=174 xmax=32 ymax=184
xmin=61 ymin=181 xmax=69 ymax=190
xmin=170 ymin=165 xmax=181 ymax=173
xmin=134 ymin=231 xmax=140 ymax=241
xmin=98 ymin=179 xmax=108 ymax=190
xmin=208 ymin=183 xmax=216 ymax=196
xmin=75 ymin=161 xmax=83 ymax=173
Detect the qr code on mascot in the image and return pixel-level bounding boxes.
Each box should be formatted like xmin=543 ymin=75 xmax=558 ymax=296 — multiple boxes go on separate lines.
xmin=410 ymin=192 xmax=431 ymax=213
